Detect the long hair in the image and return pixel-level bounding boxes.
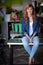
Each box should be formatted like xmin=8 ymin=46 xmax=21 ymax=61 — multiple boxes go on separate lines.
xmin=23 ymin=4 xmax=36 ymax=23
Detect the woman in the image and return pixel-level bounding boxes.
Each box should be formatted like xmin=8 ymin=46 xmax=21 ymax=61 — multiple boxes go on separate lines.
xmin=22 ymin=4 xmax=40 ymax=64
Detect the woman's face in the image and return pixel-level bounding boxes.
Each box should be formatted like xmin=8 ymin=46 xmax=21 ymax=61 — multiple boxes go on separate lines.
xmin=27 ymin=7 xmax=33 ymax=16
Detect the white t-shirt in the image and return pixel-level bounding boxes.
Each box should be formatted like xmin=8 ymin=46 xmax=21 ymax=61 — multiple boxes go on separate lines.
xmin=29 ymin=21 xmax=33 ymax=36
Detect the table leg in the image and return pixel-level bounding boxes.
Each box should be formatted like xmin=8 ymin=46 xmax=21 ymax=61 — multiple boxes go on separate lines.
xmin=9 ymin=45 xmax=13 ymax=65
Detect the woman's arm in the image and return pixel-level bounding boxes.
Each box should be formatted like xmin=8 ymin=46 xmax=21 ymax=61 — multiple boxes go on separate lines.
xmin=24 ymin=32 xmax=33 ymax=43
xmin=31 ymin=17 xmax=40 ymax=39
xmin=31 ymin=32 xmax=36 ymax=39
xmin=24 ymin=32 xmax=30 ymax=40
xmin=22 ymin=17 xmax=30 ymax=40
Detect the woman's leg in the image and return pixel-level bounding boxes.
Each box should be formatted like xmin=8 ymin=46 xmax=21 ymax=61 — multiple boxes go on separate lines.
xmin=22 ymin=36 xmax=31 ymax=55
xmin=30 ymin=36 xmax=39 ymax=59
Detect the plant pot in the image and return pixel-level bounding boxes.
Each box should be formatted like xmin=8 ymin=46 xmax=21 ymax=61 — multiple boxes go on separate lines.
xmin=4 ymin=14 xmax=10 ymax=22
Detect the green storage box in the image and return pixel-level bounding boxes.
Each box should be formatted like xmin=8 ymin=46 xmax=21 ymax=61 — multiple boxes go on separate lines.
xmin=13 ymin=23 xmax=22 ymax=33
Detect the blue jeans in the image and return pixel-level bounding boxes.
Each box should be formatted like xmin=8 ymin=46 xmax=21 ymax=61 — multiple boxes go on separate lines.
xmin=22 ymin=36 xmax=39 ymax=59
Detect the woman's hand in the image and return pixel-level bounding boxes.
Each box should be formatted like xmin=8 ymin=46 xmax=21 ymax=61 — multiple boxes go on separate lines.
xmin=29 ymin=39 xmax=32 ymax=43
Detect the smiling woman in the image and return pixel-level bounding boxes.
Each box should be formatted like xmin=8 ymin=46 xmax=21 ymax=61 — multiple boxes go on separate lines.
xmin=22 ymin=4 xmax=40 ymax=64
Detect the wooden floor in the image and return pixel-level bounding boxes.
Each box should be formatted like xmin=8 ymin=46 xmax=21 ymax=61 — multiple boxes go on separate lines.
xmin=13 ymin=45 xmax=43 ymax=64
xmin=0 ymin=44 xmax=43 ymax=65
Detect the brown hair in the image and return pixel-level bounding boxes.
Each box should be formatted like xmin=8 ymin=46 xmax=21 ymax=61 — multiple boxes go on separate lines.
xmin=23 ymin=4 xmax=36 ymax=23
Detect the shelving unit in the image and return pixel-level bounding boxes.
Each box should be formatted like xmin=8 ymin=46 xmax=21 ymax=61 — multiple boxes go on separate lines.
xmin=2 ymin=20 xmax=22 ymax=41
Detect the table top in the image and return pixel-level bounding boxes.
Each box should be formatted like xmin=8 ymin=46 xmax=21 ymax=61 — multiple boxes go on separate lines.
xmin=7 ymin=38 xmax=23 ymax=46
xmin=7 ymin=38 xmax=43 ymax=46
xmin=8 ymin=38 xmax=22 ymax=43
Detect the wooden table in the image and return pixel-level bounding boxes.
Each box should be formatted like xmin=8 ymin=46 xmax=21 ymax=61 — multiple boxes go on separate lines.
xmin=7 ymin=38 xmax=34 ymax=65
